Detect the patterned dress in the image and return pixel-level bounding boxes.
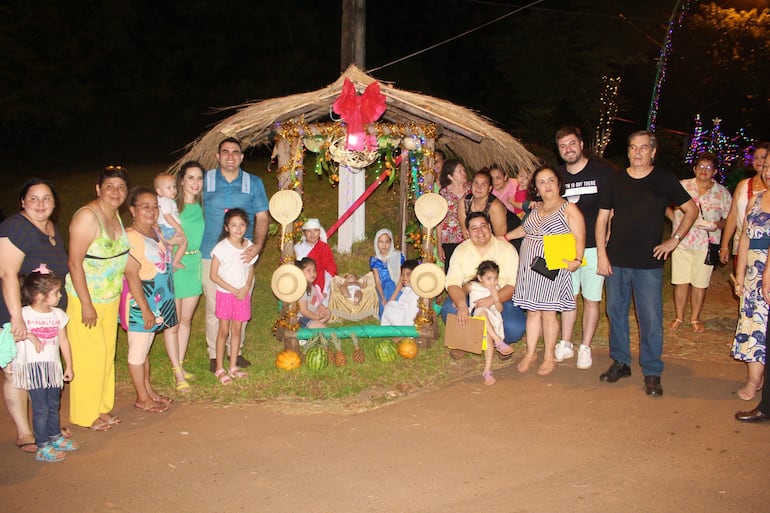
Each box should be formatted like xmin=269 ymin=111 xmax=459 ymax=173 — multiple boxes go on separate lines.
xmin=126 ymin=229 xmax=178 ymax=333
xmin=732 ymin=193 xmax=770 ymax=364
xmin=513 ymin=202 xmax=575 ymax=312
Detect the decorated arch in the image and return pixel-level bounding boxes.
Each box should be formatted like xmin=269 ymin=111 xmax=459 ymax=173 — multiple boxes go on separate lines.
xmin=172 ymin=65 xmax=540 ymax=255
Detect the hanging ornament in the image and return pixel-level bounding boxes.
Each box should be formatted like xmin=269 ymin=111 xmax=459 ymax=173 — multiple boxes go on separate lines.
xmin=332 ymin=78 xmax=387 ymax=151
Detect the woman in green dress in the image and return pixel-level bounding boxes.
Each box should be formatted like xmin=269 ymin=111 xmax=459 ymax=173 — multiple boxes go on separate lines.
xmin=166 ymin=162 xmax=205 ymax=389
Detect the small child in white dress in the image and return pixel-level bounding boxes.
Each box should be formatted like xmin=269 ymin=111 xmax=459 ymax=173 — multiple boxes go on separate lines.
xmin=468 ymin=260 xmax=514 ymax=385
xmin=381 ymin=260 xmax=420 ymax=326
xmin=154 ymin=172 xmax=187 ymax=269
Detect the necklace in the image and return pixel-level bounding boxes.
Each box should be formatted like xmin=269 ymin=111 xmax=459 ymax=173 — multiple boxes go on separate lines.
xmin=96 ymin=201 xmax=121 ymax=237
xmin=22 ymin=212 xmax=56 ymax=246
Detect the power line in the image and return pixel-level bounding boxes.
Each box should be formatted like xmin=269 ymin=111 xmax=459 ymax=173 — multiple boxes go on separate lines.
xmin=366 ymin=0 xmax=547 ymax=73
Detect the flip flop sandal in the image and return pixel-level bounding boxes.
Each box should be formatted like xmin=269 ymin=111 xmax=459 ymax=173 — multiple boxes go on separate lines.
xmin=228 ymin=366 xmax=248 ymax=379
xmin=16 ymin=440 xmax=38 ymax=453
xmin=690 ymin=320 xmax=705 ymax=333
xmin=134 ymin=401 xmax=169 ymax=413
xmin=90 ymin=421 xmax=112 ymax=432
xmin=482 ymin=371 xmax=496 ymax=386
xmin=50 ymin=434 xmax=79 ymax=452
xmin=101 ymin=414 xmax=121 ymax=426
xmin=215 ymin=368 xmax=232 ymax=385
xmin=35 ymin=445 xmax=66 ymax=463
xmin=150 ymin=395 xmax=174 ymax=404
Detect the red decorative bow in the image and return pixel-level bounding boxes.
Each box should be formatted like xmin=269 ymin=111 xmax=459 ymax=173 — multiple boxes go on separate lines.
xmin=333 ymin=78 xmax=386 ymax=151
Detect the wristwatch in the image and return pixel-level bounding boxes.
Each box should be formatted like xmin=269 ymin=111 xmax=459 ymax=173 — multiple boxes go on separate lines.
xmin=673 ymin=234 xmax=681 ymax=241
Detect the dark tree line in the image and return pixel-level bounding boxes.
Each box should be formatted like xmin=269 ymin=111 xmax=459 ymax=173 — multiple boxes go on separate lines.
xmin=1 ymin=1 xmax=767 ymax=172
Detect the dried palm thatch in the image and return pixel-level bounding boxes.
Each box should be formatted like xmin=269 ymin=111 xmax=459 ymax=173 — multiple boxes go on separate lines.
xmin=170 ymin=65 xmax=540 ymax=176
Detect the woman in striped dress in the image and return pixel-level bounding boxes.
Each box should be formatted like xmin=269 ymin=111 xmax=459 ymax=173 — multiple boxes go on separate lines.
xmin=505 ymin=166 xmax=585 ymax=376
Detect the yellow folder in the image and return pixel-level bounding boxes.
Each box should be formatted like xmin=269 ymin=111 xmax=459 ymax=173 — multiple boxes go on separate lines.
xmin=543 ymin=233 xmax=586 ymax=270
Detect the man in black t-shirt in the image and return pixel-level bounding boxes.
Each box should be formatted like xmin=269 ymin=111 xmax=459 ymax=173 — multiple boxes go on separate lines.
xmin=554 ymin=127 xmax=612 ymax=370
xmin=596 ymin=130 xmax=697 ymax=397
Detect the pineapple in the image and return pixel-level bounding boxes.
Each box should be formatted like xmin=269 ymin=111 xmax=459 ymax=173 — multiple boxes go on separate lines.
xmin=330 ymin=333 xmax=347 ymax=367
xmin=319 ymin=333 xmax=335 ymax=363
xmin=351 ymin=333 xmax=366 ymax=364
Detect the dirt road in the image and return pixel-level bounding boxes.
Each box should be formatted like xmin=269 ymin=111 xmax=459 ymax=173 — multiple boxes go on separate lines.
xmin=2 ymin=349 xmax=766 ymax=513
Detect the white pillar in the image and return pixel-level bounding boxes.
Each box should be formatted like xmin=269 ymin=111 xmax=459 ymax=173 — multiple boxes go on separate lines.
xmin=336 ymin=164 xmax=367 ymax=254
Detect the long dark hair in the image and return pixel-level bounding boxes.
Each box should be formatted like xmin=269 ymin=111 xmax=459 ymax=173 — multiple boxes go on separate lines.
xmin=218 ymin=208 xmax=249 ymax=241
xmin=176 ymin=160 xmax=205 ymax=213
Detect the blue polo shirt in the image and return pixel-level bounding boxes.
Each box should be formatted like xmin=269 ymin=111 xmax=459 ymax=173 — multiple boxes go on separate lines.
xmin=201 ymin=168 xmax=269 ymax=258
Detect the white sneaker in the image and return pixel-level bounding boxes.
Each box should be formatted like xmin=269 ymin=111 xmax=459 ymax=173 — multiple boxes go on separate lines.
xmin=554 ymin=340 xmax=574 ymax=362
xmin=576 ymin=344 xmax=592 ymax=369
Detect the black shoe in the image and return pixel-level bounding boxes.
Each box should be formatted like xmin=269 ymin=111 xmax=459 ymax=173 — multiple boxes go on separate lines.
xmin=209 ymin=359 xmax=217 ymax=373
xmin=643 ymin=375 xmax=663 ymax=397
xmin=735 ymin=407 xmax=770 ymax=422
xmin=599 ymin=360 xmax=631 ymax=383
xmin=236 ymin=355 xmax=252 ymax=368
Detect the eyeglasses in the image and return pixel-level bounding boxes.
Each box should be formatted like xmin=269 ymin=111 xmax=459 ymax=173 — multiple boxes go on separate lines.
xmin=104 ymin=165 xmax=127 ymax=173
xmin=695 ymin=164 xmax=715 ymax=171
xmin=628 ymin=145 xmax=652 ymax=153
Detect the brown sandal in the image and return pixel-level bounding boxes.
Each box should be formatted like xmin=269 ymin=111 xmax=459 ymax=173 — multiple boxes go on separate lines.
xmin=690 ymin=320 xmax=705 ymax=333
xmin=670 ymin=319 xmax=683 ymax=331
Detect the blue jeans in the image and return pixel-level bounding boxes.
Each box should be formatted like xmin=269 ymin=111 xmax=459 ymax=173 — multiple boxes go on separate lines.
xmin=441 ymin=297 xmax=526 ymax=344
xmin=29 ymin=386 xmax=62 ymax=447
xmin=605 ymin=266 xmax=664 ymax=376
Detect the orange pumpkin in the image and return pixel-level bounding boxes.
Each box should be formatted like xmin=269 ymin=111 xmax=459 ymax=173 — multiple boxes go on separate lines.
xmin=397 ymin=338 xmax=419 ymax=359
xmin=275 ymin=350 xmax=302 ymax=370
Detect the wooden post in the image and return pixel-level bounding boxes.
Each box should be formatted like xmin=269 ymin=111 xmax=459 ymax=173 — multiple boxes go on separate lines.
xmin=341 ymin=0 xmax=366 ymax=71
xmin=399 ymin=148 xmax=409 ymax=256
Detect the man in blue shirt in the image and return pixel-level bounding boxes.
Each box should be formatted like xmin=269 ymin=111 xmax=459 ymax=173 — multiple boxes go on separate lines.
xmin=201 ymin=137 xmax=269 ymax=372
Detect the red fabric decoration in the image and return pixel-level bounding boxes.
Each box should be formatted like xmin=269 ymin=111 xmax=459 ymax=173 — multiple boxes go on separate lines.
xmin=333 ymin=78 xmax=386 ymax=151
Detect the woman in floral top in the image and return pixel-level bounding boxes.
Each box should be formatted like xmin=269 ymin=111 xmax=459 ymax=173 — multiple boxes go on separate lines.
xmin=667 ymin=152 xmax=731 ymax=333
xmin=437 ymin=159 xmax=470 ymax=272
xmin=66 ymin=166 xmax=130 ymax=431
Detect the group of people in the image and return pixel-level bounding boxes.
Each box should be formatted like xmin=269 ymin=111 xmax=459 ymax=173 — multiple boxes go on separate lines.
xmin=3 ymin=131 xmax=769 ymax=464
xmin=0 ymin=137 xmax=273 ymax=462
xmin=436 ymin=127 xmax=768 ymax=412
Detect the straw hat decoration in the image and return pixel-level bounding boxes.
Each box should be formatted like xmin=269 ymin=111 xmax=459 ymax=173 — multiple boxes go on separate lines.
xmin=269 ymin=190 xmax=303 ymax=250
xmin=410 ymin=263 xmax=446 ymax=299
xmin=271 ymin=264 xmax=308 ymax=303
xmin=414 ymin=193 xmax=448 ymax=230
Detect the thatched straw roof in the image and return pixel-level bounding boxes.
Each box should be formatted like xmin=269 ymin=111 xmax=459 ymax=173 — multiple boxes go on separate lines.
xmin=170 ymin=65 xmax=540 ymax=175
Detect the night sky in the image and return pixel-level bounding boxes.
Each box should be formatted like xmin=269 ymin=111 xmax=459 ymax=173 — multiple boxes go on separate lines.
xmin=2 ymin=0 xmax=768 ymax=172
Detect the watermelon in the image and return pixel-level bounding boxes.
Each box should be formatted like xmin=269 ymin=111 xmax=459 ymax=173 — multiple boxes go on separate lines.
xmin=374 ymin=339 xmax=398 ymax=362
xmin=305 ymin=345 xmax=329 ymax=371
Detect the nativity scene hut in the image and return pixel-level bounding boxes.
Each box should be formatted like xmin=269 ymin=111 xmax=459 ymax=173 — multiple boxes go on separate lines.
xmin=171 ymin=65 xmax=540 ymax=257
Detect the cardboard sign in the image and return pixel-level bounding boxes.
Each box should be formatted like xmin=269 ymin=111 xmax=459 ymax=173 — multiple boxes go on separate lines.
xmin=443 ymin=313 xmax=487 ymax=354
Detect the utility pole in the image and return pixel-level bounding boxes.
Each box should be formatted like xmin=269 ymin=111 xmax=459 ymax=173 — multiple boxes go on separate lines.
xmin=341 ymin=0 xmax=366 ymax=70
xmin=337 ymin=0 xmax=367 ymax=253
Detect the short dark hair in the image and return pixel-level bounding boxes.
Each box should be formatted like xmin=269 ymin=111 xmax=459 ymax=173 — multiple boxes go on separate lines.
xmin=465 ymin=210 xmax=491 ymax=230
xmin=218 ymin=137 xmax=242 ymax=152
xmin=19 ymin=176 xmax=59 ymax=206
xmin=127 ymin=186 xmax=155 ymax=207
xmin=528 ymin=166 xmax=564 ymax=200
xmin=21 ymin=270 xmax=63 ymax=306
xmin=402 ymin=259 xmax=419 ymax=272
xmin=476 ymin=260 xmax=499 ymax=278
xmin=555 ymin=126 xmax=583 ymax=145
xmin=628 ymin=130 xmax=657 ymax=149
xmin=694 ymin=152 xmax=719 ymax=170
xmin=99 ymin=165 xmax=128 ymax=186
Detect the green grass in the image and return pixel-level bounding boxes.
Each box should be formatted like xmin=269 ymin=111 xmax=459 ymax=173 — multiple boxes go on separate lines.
xmin=3 ymin=159 xmax=483 ymax=408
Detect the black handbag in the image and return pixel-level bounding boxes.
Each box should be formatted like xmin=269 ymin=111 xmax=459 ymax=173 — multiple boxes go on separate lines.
xmin=704 ymin=243 xmax=721 ymax=266
xmin=531 ymin=256 xmax=558 ymax=280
